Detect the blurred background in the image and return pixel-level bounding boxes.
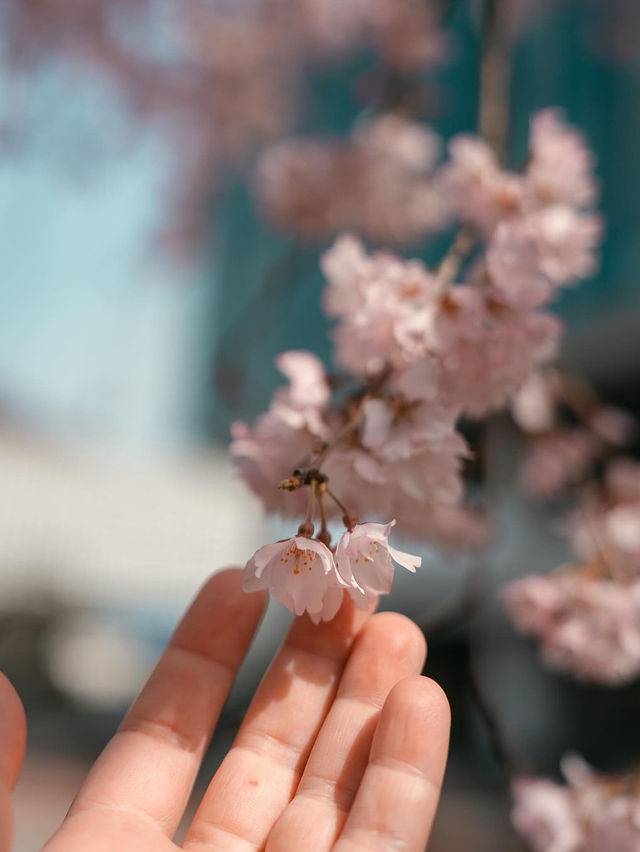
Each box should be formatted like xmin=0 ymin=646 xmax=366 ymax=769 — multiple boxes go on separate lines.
xmin=1 ymin=1 xmax=640 ymax=848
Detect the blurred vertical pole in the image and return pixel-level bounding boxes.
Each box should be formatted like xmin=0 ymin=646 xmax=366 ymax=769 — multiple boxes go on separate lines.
xmin=468 ymin=0 xmax=529 ymax=778
xmin=478 ymin=0 xmax=514 ymax=165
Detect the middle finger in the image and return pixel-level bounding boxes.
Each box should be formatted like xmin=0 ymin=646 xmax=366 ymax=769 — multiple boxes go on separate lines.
xmin=182 ymin=592 xmax=373 ymax=851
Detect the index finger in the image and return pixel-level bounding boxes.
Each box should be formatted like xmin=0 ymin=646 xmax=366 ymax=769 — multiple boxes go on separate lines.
xmin=65 ymin=569 xmax=266 ymax=837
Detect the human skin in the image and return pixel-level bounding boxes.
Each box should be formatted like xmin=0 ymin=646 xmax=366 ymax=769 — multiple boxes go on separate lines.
xmin=1 ymin=569 xmax=450 ymax=851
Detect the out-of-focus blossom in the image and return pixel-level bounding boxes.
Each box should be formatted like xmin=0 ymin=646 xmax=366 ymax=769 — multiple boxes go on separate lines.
xmin=433 ymin=292 xmax=562 ymax=418
xmin=519 ymin=428 xmax=600 ymax=497
xmin=322 ymin=237 xmax=442 ymax=375
xmin=322 ymin=237 xmax=562 ymax=417
xmin=512 ymin=756 xmax=640 ymax=852
xmin=511 ymin=776 xmax=583 ymax=852
xmin=486 ymin=207 xmax=601 ymax=310
xmin=532 ymin=206 xmax=602 ymax=285
xmin=256 ymin=116 xmax=451 ymax=244
xmin=361 ymin=396 xmax=459 ymax=462
xmin=588 ymin=407 xmax=636 ymax=447
xmin=272 ymin=350 xmax=331 ymax=434
xmin=438 ymin=136 xmax=523 ymax=236
xmin=335 ymin=520 xmax=421 ymax=608
xmin=567 ymin=459 xmax=640 ymax=578
xmin=511 ymin=371 xmax=557 ymax=433
xmin=525 ymin=109 xmax=598 ymax=211
xmin=289 ymin=0 xmax=447 ymax=69
xmin=231 ymin=351 xmax=331 ymax=516
xmin=502 ymin=568 xmax=640 ymax=684
xmin=322 ymin=431 xmax=476 ymax=543
xmin=486 ymin=219 xmax=553 ymax=309
xmin=243 ymin=535 xmax=345 ymax=622
xmin=4 ymin=0 xmax=449 ymax=250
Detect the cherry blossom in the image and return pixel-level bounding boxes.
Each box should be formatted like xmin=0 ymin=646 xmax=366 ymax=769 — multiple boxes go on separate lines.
xmin=256 ymin=116 xmax=451 ymax=243
xmin=243 ymin=536 xmax=345 ymax=623
xmin=511 ymin=371 xmax=558 ymax=433
xmin=512 ymin=756 xmax=640 ymax=852
xmin=567 ymin=459 xmax=640 ymax=579
xmin=525 ymin=108 xmax=598 ymax=211
xmin=438 ymin=136 xmax=523 ymax=236
xmin=511 ymin=776 xmax=583 ymax=852
xmin=360 ymin=396 xmax=459 ymax=461
xmin=502 ymin=570 xmax=640 ymax=684
xmin=335 ymin=521 xmax=421 ymax=608
xmin=433 ymin=292 xmax=562 ymax=417
xmin=519 ymin=428 xmax=601 ymax=497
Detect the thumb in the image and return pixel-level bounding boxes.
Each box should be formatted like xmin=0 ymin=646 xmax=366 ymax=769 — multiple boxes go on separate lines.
xmin=0 ymin=672 xmax=27 ymax=852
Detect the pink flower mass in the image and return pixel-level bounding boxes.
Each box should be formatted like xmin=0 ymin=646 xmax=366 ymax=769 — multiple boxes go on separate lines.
xmin=232 ymin=106 xmax=614 ymax=627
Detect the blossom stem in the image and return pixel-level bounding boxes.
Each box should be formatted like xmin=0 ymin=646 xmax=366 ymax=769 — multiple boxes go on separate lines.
xmin=316 ymin=492 xmax=332 ymax=546
xmin=435 ymin=226 xmax=475 ymax=291
xmin=325 ymin=487 xmax=357 ymax=530
xmin=298 ymin=479 xmax=317 ymax=536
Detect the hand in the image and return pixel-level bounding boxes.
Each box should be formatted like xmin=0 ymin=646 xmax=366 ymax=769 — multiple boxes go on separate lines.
xmin=15 ymin=569 xmax=451 ymax=850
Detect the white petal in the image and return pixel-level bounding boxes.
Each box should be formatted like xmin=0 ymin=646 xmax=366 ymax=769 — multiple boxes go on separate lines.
xmin=362 ymin=399 xmax=394 ymax=450
xmin=388 ymin=545 xmax=421 ymax=573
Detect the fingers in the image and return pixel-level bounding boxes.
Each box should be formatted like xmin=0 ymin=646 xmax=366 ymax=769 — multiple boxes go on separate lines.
xmin=265 ymin=613 xmax=427 ymax=852
xmin=0 ymin=671 xmax=27 ymax=852
xmin=64 ymin=569 xmax=266 ymax=838
xmin=182 ymin=591 xmax=374 ymax=851
xmin=334 ymin=676 xmax=450 ymax=852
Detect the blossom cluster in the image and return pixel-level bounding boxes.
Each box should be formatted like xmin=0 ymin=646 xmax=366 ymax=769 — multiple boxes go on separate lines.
xmin=512 ymin=755 xmax=640 ymax=852
xmin=502 ymin=566 xmax=640 ymax=684
xmin=503 ymin=457 xmax=640 ymax=685
xmin=256 ymin=115 xmax=451 ymax=243
xmin=511 ymin=370 xmax=635 ymax=498
xmin=256 ymin=113 xmax=451 ymax=243
xmin=235 ymin=109 xmax=604 ymax=620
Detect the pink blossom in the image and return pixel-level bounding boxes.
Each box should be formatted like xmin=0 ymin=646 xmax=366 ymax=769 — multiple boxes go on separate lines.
xmin=433 ymin=290 xmax=562 ymax=417
xmin=513 ymin=757 xmax=640 ymax=852
xmin=231 ymin=352 xmax=330 ymax=516
xmin=438 ymin=135 xmax=523 ymax=235
xmin=520 ymin=428 xmax=600 ymax=497
xmin=525 ymin=108 xmax=598 ymax=210
xmin=256 ymin=116 xmax=450 ymax=243
xmin=588 ymin=406 xmax=636 ymax=447
xmin=243 ymin=536 xmax=345 ymax=623
xmin=541 ymin=581 xmax=640 ymax=684
xmin=321 ymin=434 xmax=478 ymax=544
xmin=335 ymin=521 xmax=421 ymax=609
xmin=292 ymin=0 xmax=448 ymax=70
xmin=511 ymin=776 xmax=583 ymax=852
xmin=322 ymin=239 xmax=441 ymax=375
xmin=321 ymin=233 xmax=372 ymax=317
xmin=503 ymin=571 xmax=640 ymax=684
xmin=272 ymin=350 xmax=331 ymax=435
xmin=230 ymin=414 xmax=314 ymax=517
xmin=532 ymin=205 xmax=603 ymax=285
xmin=511 ymin=372 xmax=557 ymax=433
xmin=486 ymin=219 xmax=552 ymax=309
xmin=353 ymin=113 xmax=441 ymax=172
xmin=606 ymin=458 xmax=640 ymax=502
xmin=361 ymin=396 xmax=459 ymax=461
xmin=566 ymin=459 xmax=640 ymax=578
xmin=501 ymin=573 xmax=568 ymax=635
